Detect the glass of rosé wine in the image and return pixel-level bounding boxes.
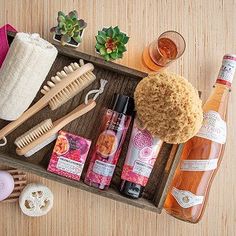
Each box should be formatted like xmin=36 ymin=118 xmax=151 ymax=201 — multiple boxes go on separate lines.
xmin=142 ymin=30 xmax=186 ymax=71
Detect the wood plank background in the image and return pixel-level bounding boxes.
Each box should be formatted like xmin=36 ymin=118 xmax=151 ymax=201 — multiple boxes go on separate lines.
xmin=0 ymin=0 xmax=236 ymax=235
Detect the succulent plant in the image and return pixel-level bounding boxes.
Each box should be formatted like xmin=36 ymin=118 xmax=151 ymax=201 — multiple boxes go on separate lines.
xmin=95 ymin=26 xmax=129 ymax=61
xmin=50 ymin=10 xmax=87 ymax=46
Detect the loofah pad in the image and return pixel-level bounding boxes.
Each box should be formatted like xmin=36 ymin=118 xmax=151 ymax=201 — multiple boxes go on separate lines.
xmin=134 ymin=72 xmax=203 ymax=144
xmin=19 ymin=183 xmax=53 ymax=217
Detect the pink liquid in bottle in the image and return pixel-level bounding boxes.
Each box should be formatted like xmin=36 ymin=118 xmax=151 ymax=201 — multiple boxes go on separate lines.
xmin=84 ymin=94 xmax=134 ymax=190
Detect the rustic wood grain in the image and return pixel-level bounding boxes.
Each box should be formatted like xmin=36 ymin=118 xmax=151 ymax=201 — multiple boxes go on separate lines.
xmin=0 ymin=33 xmax=175 ymax=213
xmin=0 ymin=151 xmax=158 ymax=212
xmin=152 ymin=144 xmax=183 ymax=209
xmin=0 ymin=0 xmax=236 ymax=236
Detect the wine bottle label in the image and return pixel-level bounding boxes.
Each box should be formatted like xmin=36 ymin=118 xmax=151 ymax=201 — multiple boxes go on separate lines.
xmin=171 ymin=187 xmax=204 ymax=208
xmin=196 ymin=110 xmax=226 ymax=144
xmin=216 ymin=54 xmax=236 ymax=86
xmin=180 ymin=159 xmax=218 ymax=171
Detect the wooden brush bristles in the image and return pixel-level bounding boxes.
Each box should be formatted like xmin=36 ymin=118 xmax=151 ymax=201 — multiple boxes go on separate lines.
xmin=41 ymin=60 xmax=96 ymax=110
xmin=14 ymin=119 xmax=53 ymax=149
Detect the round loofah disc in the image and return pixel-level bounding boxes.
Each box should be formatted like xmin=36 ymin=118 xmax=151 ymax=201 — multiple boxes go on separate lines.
xmin=134 ymin=72 xmax=203 ymax=144
xmin=19 ymin=183 xmax=53 ymax=217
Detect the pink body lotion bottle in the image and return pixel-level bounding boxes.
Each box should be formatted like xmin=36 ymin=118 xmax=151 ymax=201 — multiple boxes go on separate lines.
xmin=84 ymin=94 xmax=134 ymax=190
xmin=120 ymin=118 xmax=163 ymax=198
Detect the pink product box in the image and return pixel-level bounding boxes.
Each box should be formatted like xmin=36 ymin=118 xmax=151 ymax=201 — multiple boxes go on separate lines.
xmin=47 ymin=130 xmax=91 ymax=181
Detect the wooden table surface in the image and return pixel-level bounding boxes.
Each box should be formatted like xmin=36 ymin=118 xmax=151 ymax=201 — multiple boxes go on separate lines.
xmin=0 ymin=0 xmax=236 ymax=235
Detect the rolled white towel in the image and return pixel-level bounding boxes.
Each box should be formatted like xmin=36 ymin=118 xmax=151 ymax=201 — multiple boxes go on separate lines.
xmin=0 ymin=32 xmax=58 ymax=121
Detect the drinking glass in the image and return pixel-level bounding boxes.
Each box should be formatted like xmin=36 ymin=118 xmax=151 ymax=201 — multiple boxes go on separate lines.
xmin=142 ymin=31 xmax=186 ymax=71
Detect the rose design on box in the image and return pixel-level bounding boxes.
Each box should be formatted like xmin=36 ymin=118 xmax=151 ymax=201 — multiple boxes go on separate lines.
xmin=47 ymin=130 xmax=91 ymax=181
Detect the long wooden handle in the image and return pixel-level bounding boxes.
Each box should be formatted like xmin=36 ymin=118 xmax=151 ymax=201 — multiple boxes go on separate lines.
xmin=0 ymin=98 xmax=48 ymax=140
xmin=53 ymin=99 xmax=96 ymax=129
xmin=16 ymin=99 xmax=96 ymax=156
xmin=0 ymin=63 xmax=94 ymax=140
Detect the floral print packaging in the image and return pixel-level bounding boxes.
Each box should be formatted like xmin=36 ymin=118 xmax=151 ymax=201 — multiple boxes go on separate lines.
xmin=47 ymin=130 xmax=91 ymax=181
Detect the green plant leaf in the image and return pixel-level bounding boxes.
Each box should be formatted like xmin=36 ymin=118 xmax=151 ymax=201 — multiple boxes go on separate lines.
xmin=59 ymin=21 xmax=65 ymax=28
xmin=123 ymin=35 xmax=129 ymax=44
xmin=73 ymin=34 xmax=81 ymax=43
xmin=73 ymin=24 xmax=80 ymax=32
xmin=112 ymin=28 xmax=117 ymax=38
xmin=104 ymin=54 xmax=110 ymax=61
xmin=114 ymin=47 xmax=119 ymax=53
xmin=68 ymin=10 xmax=78 ymax=20
xmin=113 ymin=26 xmax=120 ymax=35
xmin=95 ymin=43 xmax=103 ymax=50
xmin=99 ymin=47 xmax=107 ymax=56
xmin=110 ymin=52 xmax=118 ymax=60
xmin=57 ymin=15 xmax=66 ymax=23
xmin=118 ymin=44 xmax=126 ymax=52
xmin=65 ymin=18 xmax=74 ymax=29
xmin=73 ymin=31 xmax=79 ymax=37
xmin=68 ymin=31 xmax=74 ymax=37
xmin=72 ymin=17 xmax=78 ymax=24
xmin=57 ymin=11 xmax=66 ymax=23
xmin=117 ymin=33 xmax=125 ymax=42
xmin=58 ymin=11 xmax=66 ymax=17
xmin=60 ymin=28 xmax=67 ymax=35
xmin=107 ymin=27 xmax=113 ymax=37
xmin=98 ymin=30 xmax=107 ymax=39
xmin=117 ymin=52 xmax=123 ymax=58
xmin=55 ymin=27 xmax=62 ymax=35
xmin=96 ymin=35 xmax=106 ymax=44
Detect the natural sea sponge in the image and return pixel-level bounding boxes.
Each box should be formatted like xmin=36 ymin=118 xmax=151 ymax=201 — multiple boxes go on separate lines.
xmin=134 ymin=72 xmax=203 ymax=144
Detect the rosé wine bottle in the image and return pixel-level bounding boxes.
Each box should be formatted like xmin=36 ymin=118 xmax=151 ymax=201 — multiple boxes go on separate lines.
xmin=164 ymin=54 xmax=236 ymax=223
xmin=84 ymin=94 xmax=134 ymax=190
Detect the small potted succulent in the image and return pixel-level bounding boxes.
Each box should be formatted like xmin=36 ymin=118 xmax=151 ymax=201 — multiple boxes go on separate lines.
xmin=95 ymin=26 xmax=129 ymax=61
xmin=50 ymin=10 xmax=87 ymax=47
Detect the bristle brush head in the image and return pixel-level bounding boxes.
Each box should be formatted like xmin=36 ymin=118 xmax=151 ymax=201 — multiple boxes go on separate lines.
xmin=23 ymin=134 xmax=57 ymax=157
xmin=40 ymin=60 xmax=96 ymax=110
xmin=14 ymin=119 xmax=53 ymax=150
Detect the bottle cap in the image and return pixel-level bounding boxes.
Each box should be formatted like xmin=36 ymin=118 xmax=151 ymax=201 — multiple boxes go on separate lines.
xmin=217 ymin=54 xmax=236 ymax=86
xmin=110 ymin=94 xmax=134 ymax=116
xmin=120 ymin=180 xmax=144 ymax=199
xmin=223 ymin=54 xmax=236 ymax=60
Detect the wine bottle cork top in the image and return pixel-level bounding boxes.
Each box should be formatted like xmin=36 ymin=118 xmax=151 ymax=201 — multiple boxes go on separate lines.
xmin=217 ymin=54 xmax=236 ymax=86
xmin=223 ymin=54 xmax=236 ymax=60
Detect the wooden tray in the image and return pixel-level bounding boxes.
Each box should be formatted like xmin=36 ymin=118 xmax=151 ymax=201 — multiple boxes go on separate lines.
xmin=0 ymin=32 xmax=182 ymax=213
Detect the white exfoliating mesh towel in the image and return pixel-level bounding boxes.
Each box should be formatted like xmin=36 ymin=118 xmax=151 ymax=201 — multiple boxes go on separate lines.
xmin=0 ymin=32 xmax=58 ymax=120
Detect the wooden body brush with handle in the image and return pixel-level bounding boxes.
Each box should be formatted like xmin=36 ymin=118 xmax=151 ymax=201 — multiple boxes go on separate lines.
xmin=0 ymin=60 xmax=96 ymax=146
xmin=14 ymin=99 xmax=96 ymax=157
xmin=14 ymin=79 xmax=108 ymax=157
